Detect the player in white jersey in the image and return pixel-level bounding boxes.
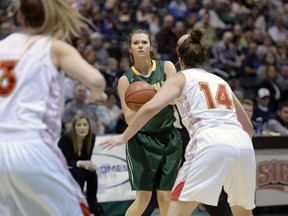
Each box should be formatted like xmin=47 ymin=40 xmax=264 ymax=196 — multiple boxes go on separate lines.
xmin=101 ymin=29 xmax=256 ymax=216
xmin=0 ymin=0 xmax=106 ymax=215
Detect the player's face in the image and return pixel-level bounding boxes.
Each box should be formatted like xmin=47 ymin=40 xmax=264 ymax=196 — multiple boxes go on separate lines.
xmin=75 ymin=118 xmax=90 ymax=138
xmin=130 ymin=33 xmax=152 ymax=58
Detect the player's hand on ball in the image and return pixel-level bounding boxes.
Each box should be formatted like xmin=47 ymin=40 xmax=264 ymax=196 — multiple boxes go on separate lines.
xmin=100 ymin=135 xmax=125 ymax=150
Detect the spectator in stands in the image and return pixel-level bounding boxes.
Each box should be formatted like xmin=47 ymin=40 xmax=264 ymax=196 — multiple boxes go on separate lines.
xmin=102 ymin=57 xmax=119 ymax=89
xmin=185 ymin=13 xmax=198 ymax=33
xmin=64 ymin=76 xmax=80 ymax=104
xmin=148 ymin=12 xmax=161 ymax=40
xmin=242 ymin=13 xmax=256 ymax=32
xmin=277 ymin=62 xmax=288 ymax=101
xmin=256 ymin=33 xmax=276 ymax=61
xmin=174 ymin=20 xmax=187 ymax=39
xmin=199 ymin=0 xmax=226 ymax=29
xmin=155 ymin=13 xmax=178 ymax=61
xmin=91 ymin=8 xmax=116 ymax=41
xmin=250 ymin=6 xmax=267 ymax=35
xmin=62 ymin=83 xmax=100 ymax=134
xmin=257 ymin=50 xmax=278 ymax=83
xmin=227 ymin=72 xmax=246 ymax=101
xmin=88 ymin=32 xmax=110 ymax=70
xmin=77 ymin=0 xmax=94 ymax=19
xmin=264 ymin=101 xmax=288 ymax=136
xmin=102 ymin=0 xmax=120 ymax=41
xmin=258 ymin=65 xmax=282 ymax=112
xmin=232 ymin=23 xmax=247 ymax=55
xmin=183 ymin=0 xmax=200 ymax=21
xmin=58 ymin=113 xmax=102 ymax=215
xmin=276 ymin=40 xmax=288 ymax=66
xmin=252 ymin=88 xmax=274 ymax=135
xmin=242 ymin=41 xmax=261 ymax=77
xmin=282 ymin=3 xmax=288 ymax=28
xmin=194 ymin=12 xmax=217 ymax=48
xmin=211 ymin=31 xmax=242 ymax=75
xmin=95 ymin=88 xmax=123 ymax=134
xmin=118 ymin=1 xmax=133 ymax=28
xmin=168 ymin=0 xmax=188 ymax=21
xmin=241 ymin=41 xmax=261 ymax=89
xmin=268 ymin=15 xmax=288 ymax=44
xmin=82 ymin=48 xmax=98 ymax=67
xmin=242 ymin=99 xmax=257 ymax=135
xmin=215 ymin=0 xmax=235 ymax=25
xmin=136 ymin=0 xmax=154 ymax=29
xmin=253 ymin=28 xmax=264 ymax=46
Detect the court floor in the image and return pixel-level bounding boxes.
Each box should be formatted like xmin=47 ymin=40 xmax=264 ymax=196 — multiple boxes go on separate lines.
xmin=151 ymin=205 xmax=288 ymax=216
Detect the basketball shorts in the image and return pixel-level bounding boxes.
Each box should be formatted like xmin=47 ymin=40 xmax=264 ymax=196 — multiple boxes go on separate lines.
xmin=0 ymin=132 xmax=89 ymax=216
xmin=126 ymin=127 xmax=182 ymax=191
xmin=171 ymin=126 xmax=256 ymax=210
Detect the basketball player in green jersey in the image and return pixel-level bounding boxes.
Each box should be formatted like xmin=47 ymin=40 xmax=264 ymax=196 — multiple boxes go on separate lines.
xmin=117 ymin=29 xmax=182 ymax=216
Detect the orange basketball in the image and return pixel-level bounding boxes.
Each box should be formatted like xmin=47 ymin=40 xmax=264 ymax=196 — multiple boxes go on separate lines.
xmin=125 ymin=81 xmax=157 ymax=111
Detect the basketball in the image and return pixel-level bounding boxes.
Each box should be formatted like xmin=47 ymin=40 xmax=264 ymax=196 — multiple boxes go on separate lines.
xmin=125 ymin=81 xmax=157 ymax=111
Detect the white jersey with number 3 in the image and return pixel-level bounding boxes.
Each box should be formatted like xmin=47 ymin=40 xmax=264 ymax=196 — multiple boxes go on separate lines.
xmin=0 ymin=33 xmax=88 ymax=216
xmin=177 ymin=68 xmax=242 ymax=136
xmin=0 ymin=33 xmax=64 ymax=144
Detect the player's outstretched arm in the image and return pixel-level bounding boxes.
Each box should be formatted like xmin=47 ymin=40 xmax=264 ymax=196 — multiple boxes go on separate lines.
xmin=100 ymin=74 xmax=185 ymax=149
xmin=52 ymin=39 xmax=106 ymax=102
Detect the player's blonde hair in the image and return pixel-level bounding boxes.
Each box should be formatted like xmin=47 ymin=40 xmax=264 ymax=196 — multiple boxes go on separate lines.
xmin=19 ymin=0 xmax=86 ymax=41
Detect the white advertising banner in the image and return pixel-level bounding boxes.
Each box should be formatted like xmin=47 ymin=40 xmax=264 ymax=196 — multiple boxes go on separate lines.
xmin=92 ymin=136 xmax=288 ymax=207
xmin=91 ymin=135 xmax=136 ymax=203
xmin=255 ymin=149 xmax=288 ymax=206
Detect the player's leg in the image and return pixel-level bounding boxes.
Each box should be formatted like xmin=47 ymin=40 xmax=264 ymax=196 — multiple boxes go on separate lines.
xmin=231 ymin=205 xmax=253 ymax=216
xmin=156 ymin=128 xmax=181 ymax=216
xmin=156 ymin=190 xmax=171 ymax=216
xmin=167 ymin=200 xmax=199 ymax=216
xmin=204 ymin=188 xmax=232 ymax=216
xmin=224 ymin=129 xmax=256 ymax=216
xmin=0 ymin=137 xmax=89 ymax=216
xmin=142 ymin=188 xmax=158 ymax=216
xmin=125 ymin=190 xmax=152 ymax=216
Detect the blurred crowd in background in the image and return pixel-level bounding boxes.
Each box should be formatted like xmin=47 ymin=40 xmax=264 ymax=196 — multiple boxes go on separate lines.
xmin=1 ymin=0 xmax=288 ymax=136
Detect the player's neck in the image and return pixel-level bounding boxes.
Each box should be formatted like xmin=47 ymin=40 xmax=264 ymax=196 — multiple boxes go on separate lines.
xmin=134 ymin=59 xmax=152 ymax=75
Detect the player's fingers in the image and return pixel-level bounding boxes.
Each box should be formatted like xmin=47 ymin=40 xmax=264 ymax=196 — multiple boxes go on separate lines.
xmin=99 ymin=139 xmax=114 ymax=149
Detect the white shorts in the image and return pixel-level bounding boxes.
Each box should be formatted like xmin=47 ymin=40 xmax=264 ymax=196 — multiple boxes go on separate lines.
xmin=171 ymin=126 xmax=256 ymax=210
xmin=0 ymin=132 xmax=89 ymax=216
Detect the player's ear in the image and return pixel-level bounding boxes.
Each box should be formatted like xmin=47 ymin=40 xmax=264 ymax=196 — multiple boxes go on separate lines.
xmin=179 ymin=57 xmax=185 ymax=70
xmin=17 ymin=10 xmax=25 ymax=26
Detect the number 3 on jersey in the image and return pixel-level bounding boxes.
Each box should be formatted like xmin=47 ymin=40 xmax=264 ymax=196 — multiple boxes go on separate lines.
xmin=199 ymin=82 xmax=233 ymax=110
xmin=0 ymin=60 xmax=18 ymax=96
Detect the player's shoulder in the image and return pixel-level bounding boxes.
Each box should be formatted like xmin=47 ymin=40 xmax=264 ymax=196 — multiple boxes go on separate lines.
xmin=51 ymin=39 xmax=72 ymax=50
xmin=118 ymin=74 xmax=130 ymax=86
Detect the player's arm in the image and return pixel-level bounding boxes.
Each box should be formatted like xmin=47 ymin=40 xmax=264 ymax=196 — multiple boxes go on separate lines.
xmin=118 ymin=75 xmax=136 ymax=125
xmin=51 ymin=39 xmax=106 ymax=102
xmin=100 ymin=73 xmax=185 ymax=149
xmin=164 ymin=60 xmax=178 ymax=104
xmin=164 ymin=60 xmax=177 ymax=78
xmin=233 ymin=94 xmax=254 ymax=138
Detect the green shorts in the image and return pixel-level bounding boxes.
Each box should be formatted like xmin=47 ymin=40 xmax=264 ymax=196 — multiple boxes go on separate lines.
xmin=126 ymin=127 xmax=182 ymax=191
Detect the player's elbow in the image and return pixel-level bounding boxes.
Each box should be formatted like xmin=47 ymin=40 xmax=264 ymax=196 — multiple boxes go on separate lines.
xmin=95 ymin=75 xmax=106 ymax=91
